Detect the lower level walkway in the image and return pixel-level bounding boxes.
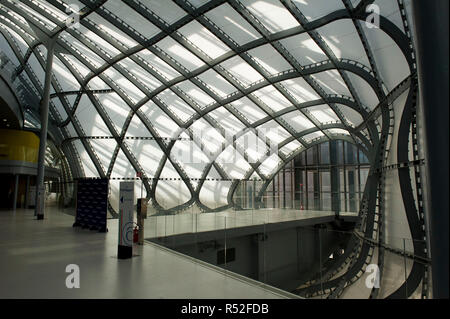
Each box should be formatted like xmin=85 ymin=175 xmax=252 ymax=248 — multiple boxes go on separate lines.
xmin=0 ymin=206 xmax=294 ymax=299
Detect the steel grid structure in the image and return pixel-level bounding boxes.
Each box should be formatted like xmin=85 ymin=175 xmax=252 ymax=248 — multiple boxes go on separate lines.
xmin=0 ymin=0 xmax=428 ymax=298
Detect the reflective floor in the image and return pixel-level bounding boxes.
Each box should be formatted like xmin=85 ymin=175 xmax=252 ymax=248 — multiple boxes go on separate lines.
xmin=0 ymin=205 xmax=295 ymax=299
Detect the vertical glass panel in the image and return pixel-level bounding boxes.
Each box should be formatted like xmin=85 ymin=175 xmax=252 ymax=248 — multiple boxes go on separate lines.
xmin=320 ymin=142 xmax=330 ymax=164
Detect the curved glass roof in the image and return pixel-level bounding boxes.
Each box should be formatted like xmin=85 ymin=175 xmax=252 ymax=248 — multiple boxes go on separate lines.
xmin=0 ymin=0 xmax=415 ymax=213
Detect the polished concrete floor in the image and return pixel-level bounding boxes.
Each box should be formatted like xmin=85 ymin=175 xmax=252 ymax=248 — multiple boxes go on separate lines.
xmin=0 ymin=205 xmax=297 ymax=299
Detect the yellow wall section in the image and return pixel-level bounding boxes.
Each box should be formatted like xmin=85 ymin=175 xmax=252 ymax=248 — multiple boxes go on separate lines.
xmin=0 ymin=129 xmax=39 ymax=163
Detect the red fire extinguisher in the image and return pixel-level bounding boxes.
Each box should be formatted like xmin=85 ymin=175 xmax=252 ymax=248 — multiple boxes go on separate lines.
xmin=133 ymin=225 xmax=139 ymax=243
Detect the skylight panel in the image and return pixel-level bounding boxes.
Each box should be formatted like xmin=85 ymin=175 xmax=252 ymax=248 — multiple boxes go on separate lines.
xmin=197 ymin=69 xmax=236 ymax=98
xmin=241 ymin=0 xmax=300 ymax=33
xmin=311 ymin=70 xmax=351 ymax=96
xmin=140 ymin=0 xmax=187 ymax=24
xmin=74 ymin=95 xmax=111 ymax=136
xmin=178 ymin=20 xmax=230 ymax=59
xmin=247 ymin=44 xmax=292 ymax=75
xmin=102 ymin=1 xmax=160 ymax=40
xmin=280 ymin=33 xmax=327 ymax=65
xmin=229 ymin=97 xmax=266 ymax=123
xmin=326 ymin=128 xmax=350 ymax=135
xmin=220 ymin=56 xmax=264 ymax=87
xmin=258 ymin=120 xmax=291 ymax=145
xmin=135 ymin=49 xmax=181 ymax=81
xmin=88 ymin=76 xmax=109 ymax=90
xmin=303 ymin=131 xmax=324 ymax=143
xmin=52 ymin=57 xmax=80 ymax=91
xmin=336 ymin=104 xmax=363 ymax=127
xmin=317 ymin=20 xmax=370 ymax=66
xmin=125 ymin=139 xmax=163 ymax=177
xmin=236 ymin=131 xmax=268 ymax=163
xmin=252 ymin=85 xmax=292 ymax=112
xmin=118 ymin=57 xmax=162 ymax=91
xmin=259 ymin=153 xmax=282 ymax=177
xmin=281 ymin=78 xmax=320 ymax=103
xmin=204 ymin=3 xmax=261 ymax=46
xmin=76 ymin=25 xmax=122 ymax=58
xmin=59 ymin=52 xmax=91 ymax=78
xmin=96 ymin=92 xmax=130 ymax=133
xmin=155 ymin=37 xmax=205 ymax=71
xmin=60 ymin=33 xmax=105 ymax=69
xmin=280 ymin=110 xmax=315 ymax=132
xmin=216 ymin=145 xmax=251 ymax=179
xmin=280 ymin=140 xmax=302 ymax=156
xmin=306 ymin=105 xmax=340 ymax=124
xmin=103 ymin=68 xmax=146 ymax=104
xmin=16 ymin=1 xmax=57 ymax=31
xmin=209 ymin=107 xmax=246 ymax=136
xmin=87 ymin=13 xmax=138 ymax=48
xmin=176 ymin=80 xmax=215 ymax=109
xmin=156 ymin=88 xmax=196 ymax=122
xmin=292 ymin=0 xmax=345 ymax=21
xmin=34 ymin=0 xmax=68 ymax=23
xmin=345 ymin=72 xmax=379 ymax=110
xmin=140 ymin=101 xmax=180 ymax=139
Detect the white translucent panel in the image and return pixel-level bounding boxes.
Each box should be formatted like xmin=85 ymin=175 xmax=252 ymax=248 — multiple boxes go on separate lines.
xmin=345 ymin=71 xmax=379 ymax=110
xmin=77 ymin=25 xmax=121 ymax=59
xmin=171 ymin=140 xmax=209 ymax=188
xmin=17 ymin=2 xmax=56 ymax=31
xmin=158 ymin=159 xmax=181 ymax=179
xmin=103 ymin=67 xmax=145 ymax=104
xmin=188 ymin=0 xmax=209 ymax=8
xmin=87 ymin=13 xmax=138 ymax=48
xmin=281 ymin=77 xmax=320 ymax=103
xmin=73 ymin=140 xmax=98 ymax=177
xmin=303 ymin=131 xmax=324 ymax=143
xmin=280 ymin=140 xmax=302 ymax=157
xmin=336 ymin=104 xmax=364 ymax=127
xmin=191 ymin=118 xmax=226 ymax=156
xmin=27 ymin=52 xmax=45 ymax=86
xmin=236 ymin=131 xmax=268 ymax=163
xmin=374 ymin=0 xmax=406 ymax=33
xmin=199 ymin=167 xmax=231 ymax=208
xmin=0 ymin=25 xmax=28 ymax=55
xmin=252 ymin=85 xmax=292 ymax=112
xmin=0 ymin=33 xmax=21 ymax=63
xmin=178 ymin=20 xmax=230 ymax=59
xmin=248 ymin=44 xmax=292 ymax=75
xmin=65 ymin=122 xmax=77 ymax=137
xmin=87 ymin=76 xmax=110 ymax=90
xmin=95 ymin=92 xmax=129 ymax=133
xmin=317 ymin=19 xmax=370 ymax=66
xmin=59 ymin=33 xmax=105 ymax=68
xmin=229 ymin=97 xmax=266 ymax=123
xmin=118 ymin=57 xmax=162 ymax=91
xmin=197 ymin=69 xmax=236 ymax=98
xmin=176 ymin=80 xmax=215 ymax=108
xmin=220 ymin=56 xmax=263 ymax=87
xmin=156 ymin=37 xmax=205 ymax=71
xmin=102 ymin=1 xmax=160 ymax=39
xmin=242 ymin=0 xmax=300 ymax=33
xmin=74 ymin=95 xmax=111 ymax=136
xmin=90 ymin=138 xmax=117 ymax=172
xmin=216 ymin=145 xmax=251 ymax=179
xmin=135 ymin=49 xmax=181 ymax=81
xmin=155 ymin=179 xmax=191 ymax=209
xmin=156 ymin=88 xmax=196 ymax=122
xmin=125 ymin=139 xmax=163 ymax=178
xmin=140 ymin=0 xmax=186 ymax=24
xmin=257 ymin=120 xmax=291 ymax=145
xmin=292 ymin=0 xmax=345 ymax=21
xmin=52 ymin=57 xmax=80 ymax=91
xmin=385 ymin=89 xmax=409 ymax=166
xmin=34 ymin=0 xmax=69 ymax=22
xmin=51 ymin=98 xmax=68 ymax=121
xmin=311 ymin=70 xmax=351 ymax=96
xmin=208 ymin=107 xmax=246 ymax=136
xmin=140 ymin=100 xmax=179 ymax=138
xmin=259 ymin=153 xmax=282 ymax=177
xmin=362 ymin=24 xmax=409 ymax=91
xmin=326 ymin=128 xmax=350 ymax=135
xmin=111 ymin=149 xmax=135 ymax=177
xmin=59 ymin=53 xmax=91 ymax=78
xmin=306 ymin=104 xmax=340 ymax=124
xmin=280 ymin=110 xmax=315 ymax=132
xmin=204 ymin=3 xmax=261 ymax=46
xmin=126 ymin=114 xmax=153 ymax=137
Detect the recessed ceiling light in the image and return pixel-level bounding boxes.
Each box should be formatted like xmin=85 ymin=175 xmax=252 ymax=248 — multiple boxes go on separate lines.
xmin=2 ymin=119 xmax=7 ymax=122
